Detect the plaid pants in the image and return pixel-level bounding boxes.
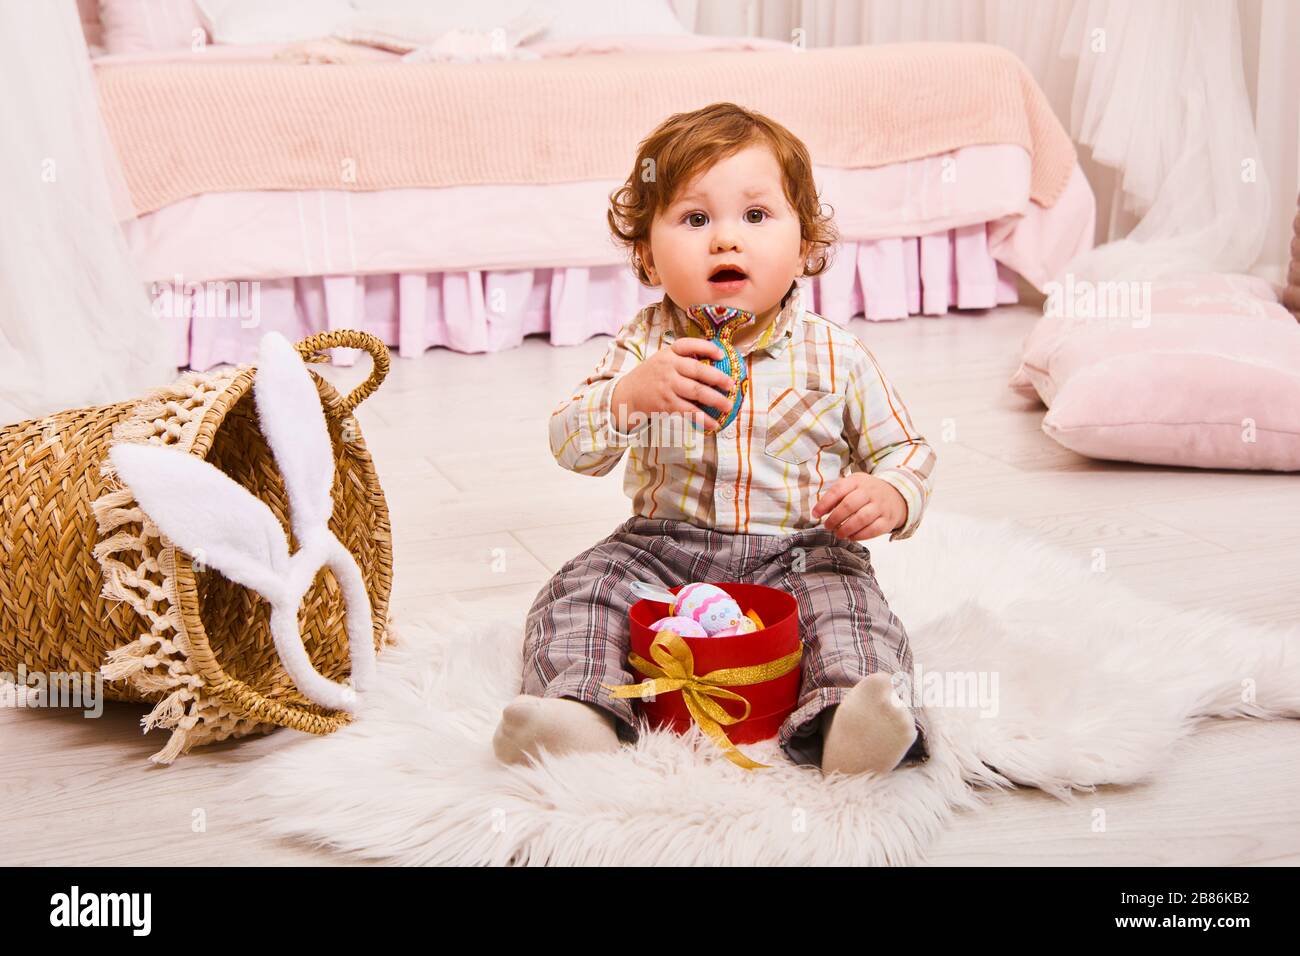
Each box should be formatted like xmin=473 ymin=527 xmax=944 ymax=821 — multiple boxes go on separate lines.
xmin=521 ymin=516 xmax=930 ymax=768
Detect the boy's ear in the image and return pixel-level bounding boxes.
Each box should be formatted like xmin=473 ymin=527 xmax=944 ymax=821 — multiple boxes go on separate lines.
xmin=636 ymin=242 xmax=659 ymax=284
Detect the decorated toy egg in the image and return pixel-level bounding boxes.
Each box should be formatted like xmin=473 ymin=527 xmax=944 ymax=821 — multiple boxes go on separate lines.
xmin=672 ymin=582 xmax=745 ymax=634
xmin=712 ymin=617 xmax=760 ymax=637
xmin=686 ymin=304 xmax=754 ymax=431
xmin=650 ymin=616 xmax=708 ymax=638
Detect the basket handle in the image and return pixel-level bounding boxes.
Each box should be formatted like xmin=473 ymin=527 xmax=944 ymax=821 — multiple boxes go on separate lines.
xmin=293 ymin=330 xmax=391 ymax=416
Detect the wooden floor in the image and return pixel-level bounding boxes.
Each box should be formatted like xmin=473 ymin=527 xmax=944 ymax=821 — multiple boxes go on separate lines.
xmin=4 ymin=300 xmax=1298 ymax=866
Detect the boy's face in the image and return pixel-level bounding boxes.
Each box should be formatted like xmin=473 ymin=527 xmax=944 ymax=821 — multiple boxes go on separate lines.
xmin=639 ymin=144 xmax=811 ymax=323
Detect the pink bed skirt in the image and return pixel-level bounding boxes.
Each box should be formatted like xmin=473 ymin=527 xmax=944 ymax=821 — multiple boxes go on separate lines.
xmin=170 ymin=222 xmax=1018 ymax=370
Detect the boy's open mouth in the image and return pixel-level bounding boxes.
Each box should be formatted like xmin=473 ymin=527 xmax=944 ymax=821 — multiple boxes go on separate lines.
xmin=709 ymin=265 xmax=748 ymax=284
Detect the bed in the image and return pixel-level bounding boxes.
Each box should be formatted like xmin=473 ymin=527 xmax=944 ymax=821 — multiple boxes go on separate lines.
xmin=82 ymin=2 xmax=1097 ymax=370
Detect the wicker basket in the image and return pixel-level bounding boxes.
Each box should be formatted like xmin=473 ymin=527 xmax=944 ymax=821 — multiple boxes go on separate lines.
xmin=0 ymin=329 xmax=394 ymax=763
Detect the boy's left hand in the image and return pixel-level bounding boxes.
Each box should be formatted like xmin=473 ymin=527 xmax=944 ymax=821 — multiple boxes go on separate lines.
xmin=813 ymin=473 xmax=907 ymax=541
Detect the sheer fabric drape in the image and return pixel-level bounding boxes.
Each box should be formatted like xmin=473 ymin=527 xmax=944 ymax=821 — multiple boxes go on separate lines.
xmin=0 ymin=0 xmax=175 ymax=426
xmin=690 ymin=0 xmax=1299 ymax=283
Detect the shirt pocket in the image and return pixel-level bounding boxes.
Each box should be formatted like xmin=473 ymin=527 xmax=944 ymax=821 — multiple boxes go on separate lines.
xmin=763 ymin=386 xmax=844 ymax=464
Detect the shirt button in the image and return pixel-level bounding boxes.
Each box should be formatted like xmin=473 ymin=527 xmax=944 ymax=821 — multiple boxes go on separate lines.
xmin=719 ymin=485 xmax=734 ymax=501
xmin=719 ymin=423 xmax=737 ymax=440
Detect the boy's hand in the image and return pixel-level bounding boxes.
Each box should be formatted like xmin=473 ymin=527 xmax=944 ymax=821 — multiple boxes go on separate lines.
xmin=610 ymin=337 xmax=736 ymax=434
xmin=813 ymin=473 xmax=907 ymax=541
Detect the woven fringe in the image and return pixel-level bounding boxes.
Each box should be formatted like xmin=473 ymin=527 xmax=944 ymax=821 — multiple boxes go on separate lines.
xmin=149 ymin=727 xmax=189 ymax=765
xmin=147 ymin=708 xmax=275 ymax=764
xmin=143 ymin=688 xmax=188 ymax=730
xmin=93 ymin=526 xmax=146 ymax=552
xmin=90 ymin=490 xmax=143 ymax=531
xmin=101 ymin=642 xmax=151 ymax=681
xmin=89 ymin=364 xmax=282 ymax=762
xmin=107 ymin=418 xmax=164 ymax=449
xmin=131 ymin=670 xmax=185 ymax=695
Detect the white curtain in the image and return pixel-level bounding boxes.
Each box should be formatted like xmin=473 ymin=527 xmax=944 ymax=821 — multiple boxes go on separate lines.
xmin=0 ymin=0 xmax=176 ymax=427
xmin=690 ymin=0 xmax=1300 ymax=285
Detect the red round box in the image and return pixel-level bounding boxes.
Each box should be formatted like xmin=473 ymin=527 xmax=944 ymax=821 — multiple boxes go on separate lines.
xmin=628 ymin=582 xmax=802 ymax=744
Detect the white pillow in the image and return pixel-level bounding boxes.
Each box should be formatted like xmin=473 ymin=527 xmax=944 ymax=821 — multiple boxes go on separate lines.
xmin=99 ymin=0 xmax=207 ymax=55
xmin=195 ymin=0 xmax=355 ymax=44
xmin=348 ymin=0 xmax=534 ymax=20
xmin=527 ymin=0 xmax=688 ymax=41
xmin=336 ymin=1 xmax=553 ymax=53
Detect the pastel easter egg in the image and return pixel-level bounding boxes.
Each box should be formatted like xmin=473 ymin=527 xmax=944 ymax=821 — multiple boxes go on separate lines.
xmin=712 ymin=617 xmax=758 ymax=637
xmin=672 ymin=582 xmax=744 ymax=635
xmin=650 ymin=616 xmax=708 ymax=638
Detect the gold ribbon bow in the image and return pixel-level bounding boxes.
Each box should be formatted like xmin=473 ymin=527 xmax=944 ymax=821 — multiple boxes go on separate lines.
xmin=602 ymin=629 xmax=802 ymax=770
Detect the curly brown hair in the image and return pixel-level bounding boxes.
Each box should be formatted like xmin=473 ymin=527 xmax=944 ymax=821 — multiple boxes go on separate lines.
xmin=607 ymin=102 xmax=837 ymax=286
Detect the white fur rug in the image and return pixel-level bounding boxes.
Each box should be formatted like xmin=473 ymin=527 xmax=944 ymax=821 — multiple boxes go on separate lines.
xmin=223 ymin=511 xmax=1300 ymax=865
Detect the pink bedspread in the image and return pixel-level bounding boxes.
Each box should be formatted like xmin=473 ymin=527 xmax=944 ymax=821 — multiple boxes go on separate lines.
xmin=96 ymin=40 xmax=1077 ymax=216
xmin=130 ymin=141 xmax=1096 ymax=369
xmin=123 ymin=145 xmax=1094 ymax=284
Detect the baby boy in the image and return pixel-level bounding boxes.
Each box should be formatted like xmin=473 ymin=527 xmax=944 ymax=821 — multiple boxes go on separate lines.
xmin=493 ymin=102 xmax=937 ymax=776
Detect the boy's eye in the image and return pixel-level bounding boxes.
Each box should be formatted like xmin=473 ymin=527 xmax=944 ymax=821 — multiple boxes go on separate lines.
xmin=683 ymin=209 xmax=768 ymax=227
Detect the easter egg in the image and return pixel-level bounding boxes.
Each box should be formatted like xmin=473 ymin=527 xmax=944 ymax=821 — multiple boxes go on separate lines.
xmin=672 ymin=582 xmax=744 ymax=635
xmin=650 ymin=616 xmax=708 ymax=638
xmin=685 ymin=304 xmax=754 ymax=431
xmin=697 ymin=347 xmax=747 ymax=430
xmin=712 ymin=617 xmax=758 ymax=637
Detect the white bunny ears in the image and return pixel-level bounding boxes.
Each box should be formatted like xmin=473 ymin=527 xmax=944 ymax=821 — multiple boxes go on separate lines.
xmin=108 ymin=332 xmax=377 ymax=713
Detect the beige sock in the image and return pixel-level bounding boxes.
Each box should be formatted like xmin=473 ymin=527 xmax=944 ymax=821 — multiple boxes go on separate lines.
xmin=492 ymin=694 xmax=621 ymax=765
xmin=820 ymin=673 xmax=918 ymax=777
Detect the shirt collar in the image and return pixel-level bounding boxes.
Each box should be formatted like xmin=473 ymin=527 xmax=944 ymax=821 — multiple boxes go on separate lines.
xmin=662 ymin=282 xmax=803 ymax=358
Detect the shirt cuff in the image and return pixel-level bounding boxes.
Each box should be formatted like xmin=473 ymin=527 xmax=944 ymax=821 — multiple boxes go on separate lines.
xmin=598 ymin=374 xmax=651 ymax=448
xmin=873 ymin=469 xmax=925 ymax=541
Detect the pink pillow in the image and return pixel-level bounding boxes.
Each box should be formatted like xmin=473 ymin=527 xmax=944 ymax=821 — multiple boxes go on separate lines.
xmin=1009 ymin=273 xmax=1300 ymax=470
xmin=99 ymin=0 xmax=207 ymax=55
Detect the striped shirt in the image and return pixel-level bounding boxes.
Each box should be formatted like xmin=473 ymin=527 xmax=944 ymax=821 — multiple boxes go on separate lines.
xmin=548 ymin=284 xmax=936 ymax=540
